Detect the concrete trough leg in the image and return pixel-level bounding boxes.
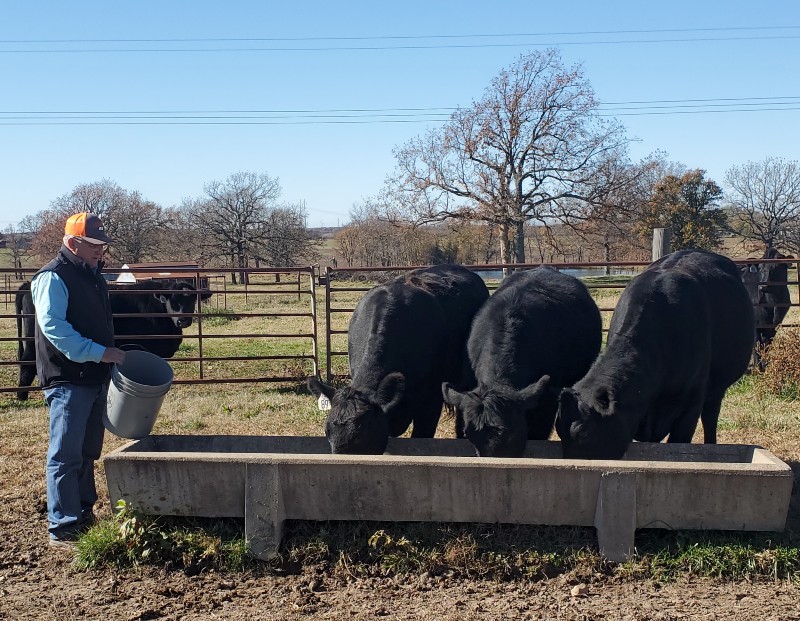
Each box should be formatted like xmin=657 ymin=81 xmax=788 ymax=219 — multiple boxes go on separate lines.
xmin=245 ymin=463 xmax=285 ymax=560
xmin=594 ymin=471 xmax=637 ymax=562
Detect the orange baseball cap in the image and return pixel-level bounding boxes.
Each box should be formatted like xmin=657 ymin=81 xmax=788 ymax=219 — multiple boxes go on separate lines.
xmin=64 ymin=212 xmax=113 ymax=244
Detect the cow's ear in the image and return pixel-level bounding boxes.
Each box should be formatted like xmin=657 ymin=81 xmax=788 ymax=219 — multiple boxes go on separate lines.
xmin=307 ymin=376 xmax=336 ymax=401
xmin=201 ymin=291 xmax=213 ymax=301
xmin=519 ymin=375 xmax=550 ymax=409
xmin=441 ymin=382 xmax=467 ymax=411
xmin=376 ymin=372 xmax=405 ymax=413
xmin=154 ymin=293 xmax=168 ymax=305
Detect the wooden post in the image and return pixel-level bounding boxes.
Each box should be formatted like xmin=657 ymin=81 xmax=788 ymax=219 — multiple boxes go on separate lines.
xmin=652 ymin=228 xmax=672 ymax=261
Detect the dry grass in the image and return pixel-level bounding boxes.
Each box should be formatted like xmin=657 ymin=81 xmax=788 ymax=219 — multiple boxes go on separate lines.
xmin=2 ymin=266 xmax=799 ymax=549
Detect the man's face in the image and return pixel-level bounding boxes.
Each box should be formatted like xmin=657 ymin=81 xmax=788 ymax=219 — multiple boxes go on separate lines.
xmin=69 ymin=237 xmax=107 ymax=268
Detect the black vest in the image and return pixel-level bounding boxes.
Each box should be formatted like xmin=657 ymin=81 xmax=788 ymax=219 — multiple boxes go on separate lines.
xmin=34 ymin=246 xmax=115 ymax=388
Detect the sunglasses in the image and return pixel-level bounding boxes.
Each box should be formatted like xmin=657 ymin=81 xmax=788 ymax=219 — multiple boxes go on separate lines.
xmin=74 ymin=237 xmax=109 ymax=251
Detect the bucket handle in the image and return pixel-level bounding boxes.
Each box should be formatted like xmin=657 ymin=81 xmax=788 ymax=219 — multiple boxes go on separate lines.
xmin=118 ymin=344 xmax=150 ymax=353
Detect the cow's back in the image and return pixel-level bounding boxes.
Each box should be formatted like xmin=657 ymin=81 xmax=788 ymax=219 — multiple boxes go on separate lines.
xmin=469 ymin=267 xmax=602 ymax=389
xmin=348 ymin=278 xmax=446 ymax=389
xmin=403 ymin=264 xmax=489 ymax=382
xmin=609 ymin=250 xmax=754 ymax=390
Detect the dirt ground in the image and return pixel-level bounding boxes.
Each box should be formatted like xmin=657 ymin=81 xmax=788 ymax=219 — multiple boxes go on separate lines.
xmin=3 ymin=534 xmax=800 ymax=621
xmin=2 ymin=454 xmax=799 ymax=620
xmin=2 ymin=387 xmax=800 ymax=621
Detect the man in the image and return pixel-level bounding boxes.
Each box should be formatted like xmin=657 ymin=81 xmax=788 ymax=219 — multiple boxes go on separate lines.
xmin=31 ymin=212 xmax=127 ymax=549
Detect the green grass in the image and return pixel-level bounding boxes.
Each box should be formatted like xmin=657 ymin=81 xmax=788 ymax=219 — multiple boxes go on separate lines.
xmin=75 ymin=501 xmax=252 ymax=573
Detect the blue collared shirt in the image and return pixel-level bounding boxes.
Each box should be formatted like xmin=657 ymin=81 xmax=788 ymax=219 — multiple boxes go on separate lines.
xmin=30 ymin=271 xmax=107 ymax=363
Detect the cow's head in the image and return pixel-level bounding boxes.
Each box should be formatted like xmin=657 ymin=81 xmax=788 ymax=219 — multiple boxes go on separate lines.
xmin=155 ymin=281 xmax=212 ymax=329
xmin=760 ymin=248 xmax=792 ymax=289
xmin=307 ymin=374 xmax=405 ymax=455
xmin=555 ymin=387 xmax=630 ymax=460
xmin=441 ymin=375 xmax=550 ymax=458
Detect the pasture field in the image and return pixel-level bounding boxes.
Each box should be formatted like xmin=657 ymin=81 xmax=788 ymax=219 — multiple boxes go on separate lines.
xmin=1 ymin=266 xmax=800 ymax=619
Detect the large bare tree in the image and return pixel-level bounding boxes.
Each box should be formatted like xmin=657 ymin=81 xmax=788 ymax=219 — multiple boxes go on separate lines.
xmin=183 ymin=172 xmax=282 ymax=282
xmin=725 ymin=157 xmax=800 ymax=254
xmin=391 ymin=48 xmax=630 ymax=267
xmin=183 ymin=172 xmax=318 ymax=281
xmin=253 ymin=201 xmax=321 ymax=268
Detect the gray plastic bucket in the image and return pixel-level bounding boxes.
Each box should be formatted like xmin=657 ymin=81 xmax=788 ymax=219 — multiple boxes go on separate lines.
xmin=104 ymin=349 xmax=174 ymax=439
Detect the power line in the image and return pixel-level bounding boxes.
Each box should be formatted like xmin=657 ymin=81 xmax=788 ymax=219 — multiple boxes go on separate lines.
xmin=1 ymin=25 xmax=796 ymax=44
xmin=0 ymin=97 xmax=798 ymax=125
xmin=599 ymin=106 xmax=800 ymax=117
xmin=1 ymin=107 xmax=797 ymax=126
xmin=0 ymin=107 xmax=460 ymax=115
xmin=1 ymin=97 xmax=798 ymax=116
xmin=600 ymin=96 xmax=800 ymax=105
xmin=1 ymin=31 xmax=799 ymax=53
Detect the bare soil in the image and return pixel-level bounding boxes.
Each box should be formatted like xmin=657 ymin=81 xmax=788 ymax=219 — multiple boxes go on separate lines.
xmin=1 ymin=437 xmax=799 ymax=618
xmin=4 ymin=531 xmax=800 ymax=621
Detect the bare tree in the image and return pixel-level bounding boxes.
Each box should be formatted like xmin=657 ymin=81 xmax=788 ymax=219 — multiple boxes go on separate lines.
xmin=152 ymin=206 xmax=206 ymax=263
xmin=567 ymin=153 xmax=673 ymax=266
xmin=2 ymin=224 xmax=30 ymax=279
xmin=391 ymin=49 xmax=630 ymax=268
xmin=23 ymin=180 xmax=166 ymax=264
xmin=183 ymin=172 xmax=282 ymax=283
xmin=725 ymin=157 xmax=800 ymax=254
xmin=254 ymin=202 xmax=322 ymax=268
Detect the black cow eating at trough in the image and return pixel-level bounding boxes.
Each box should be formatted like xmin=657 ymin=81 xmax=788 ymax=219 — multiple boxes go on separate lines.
xmin=16 ymin=279 xmax=210 ymax=400
xmin=441 ymin=267 xmax=602 ymax=457
xmin=555 ymin=249 xmax=755 ymax=460
xmin=739 ymin=248 xmax=793 ymax=371
xmin=307 ymin=264 xmax=489 ymax=454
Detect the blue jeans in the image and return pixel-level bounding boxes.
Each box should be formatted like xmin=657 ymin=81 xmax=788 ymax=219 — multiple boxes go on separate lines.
xmin=45 ymin=383 xmax=107 ymax=539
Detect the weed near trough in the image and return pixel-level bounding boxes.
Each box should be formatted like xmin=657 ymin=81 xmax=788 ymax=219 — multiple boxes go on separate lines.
xmin=75 ymin=508 xmax=800 ymax=583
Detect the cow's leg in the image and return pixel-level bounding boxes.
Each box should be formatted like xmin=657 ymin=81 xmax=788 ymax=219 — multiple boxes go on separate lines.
xmin=755 ymin=329 xmax=774 ymax=372
xmin=410 ymin=389 xmax=443 ymax=438
xmin=667 ymin=412 xmax=701 ymax=444
xmin=666 ymin=391 xmax=705 ymax=444
xmin=17 ymin=342 xmax=37 ymax=401
xmin=699 ymin=391 xmax=725 ymax=444
xmin=526 ymin=390 xmax=559 ymax=440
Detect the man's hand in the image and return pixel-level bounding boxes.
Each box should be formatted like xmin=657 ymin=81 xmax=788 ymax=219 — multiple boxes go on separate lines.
xmin=101 ymin=347 xmax=127 ymax=365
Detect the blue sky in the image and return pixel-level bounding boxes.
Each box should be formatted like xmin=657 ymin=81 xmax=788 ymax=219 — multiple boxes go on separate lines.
xmin=1 ymin=1 xmax=798 ymax=229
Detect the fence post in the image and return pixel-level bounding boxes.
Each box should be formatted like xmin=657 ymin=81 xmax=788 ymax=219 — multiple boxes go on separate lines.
xmin=309 ymin=266 xmax=319 ymax=378
xmin=325 ymin=266 xmax=333 ymax=382
xmin=652 ymin=228 xmax=672 ymax=261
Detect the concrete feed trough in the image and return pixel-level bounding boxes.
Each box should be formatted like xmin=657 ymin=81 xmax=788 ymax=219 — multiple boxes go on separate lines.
xmin=103 ymin=436 xmax=793 ymax=562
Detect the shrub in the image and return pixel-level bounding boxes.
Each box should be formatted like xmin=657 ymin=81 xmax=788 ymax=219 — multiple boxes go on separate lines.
xmin=762 ymin=328 xmax=800 ymax=398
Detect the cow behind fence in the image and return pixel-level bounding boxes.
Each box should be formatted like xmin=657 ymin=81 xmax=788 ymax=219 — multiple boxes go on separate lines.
xmin=15 ymin=280 xmax=211 ymax=400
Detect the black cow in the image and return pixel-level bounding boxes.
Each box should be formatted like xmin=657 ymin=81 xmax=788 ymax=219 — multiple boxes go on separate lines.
xmin=441 ymin=267 xmax=602 ymax=457
xmin=739 ymin=248 xmax=793 ymax=371
xmin=16 ymin=279 xmax=210 ymax=400
xmin=556 ymin=249 xmax=755 ymax=460
xmin=307 ymin=264 xmax=489 ymax=454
